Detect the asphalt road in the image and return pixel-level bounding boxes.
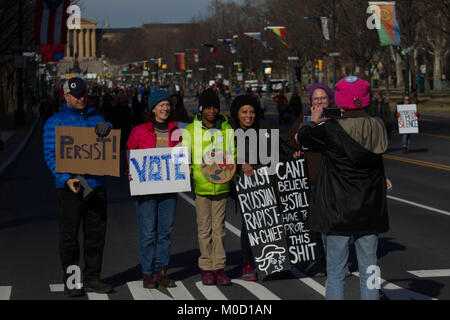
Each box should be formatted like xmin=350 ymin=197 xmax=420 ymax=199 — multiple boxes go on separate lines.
xmin=0 ymin=99 xmax=449 ymax=301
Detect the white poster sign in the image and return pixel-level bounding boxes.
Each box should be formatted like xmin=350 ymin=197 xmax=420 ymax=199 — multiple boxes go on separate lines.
xmin=129 ymin=147 xmax=191 ymax=196
xmin=397 ymin=104 xmax=419 ymax=134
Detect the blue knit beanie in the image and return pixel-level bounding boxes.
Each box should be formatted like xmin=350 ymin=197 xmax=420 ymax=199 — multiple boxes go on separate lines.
xmin=148 ymin=89 xmax=170 ymax=111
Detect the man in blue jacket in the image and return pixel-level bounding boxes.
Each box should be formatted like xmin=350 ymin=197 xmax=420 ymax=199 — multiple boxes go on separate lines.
xmin=43 ymin=78 xmax=113 ymax=297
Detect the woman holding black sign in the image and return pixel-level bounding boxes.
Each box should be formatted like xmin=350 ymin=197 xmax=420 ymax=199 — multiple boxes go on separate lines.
xmin=230 ymin=94 xmax=290 ymax=281
xmin=126 ymin=89 xmax=181 ymax=289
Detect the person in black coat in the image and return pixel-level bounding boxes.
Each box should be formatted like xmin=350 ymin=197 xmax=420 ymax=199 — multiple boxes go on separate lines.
xmin=296 ymin=76 xmax=389 ymax=300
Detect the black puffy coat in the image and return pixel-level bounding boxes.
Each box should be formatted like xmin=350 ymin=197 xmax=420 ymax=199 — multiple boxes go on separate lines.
xmin=297 ymin=110 xmax=389 ymax=236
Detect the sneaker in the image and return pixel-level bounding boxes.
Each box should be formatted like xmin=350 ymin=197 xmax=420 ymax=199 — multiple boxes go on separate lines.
xmin=64 ymin=285 xmax=85 ymax=297
xmin=241 ymin=263 xmax=257 ymax=281
xmin=201 ymin=270 xmax=216 ymax=286
xmin=84 ymin=280 xmax=113 ymax=294
xmin=213 ymin=269 xmax=231 ymax=286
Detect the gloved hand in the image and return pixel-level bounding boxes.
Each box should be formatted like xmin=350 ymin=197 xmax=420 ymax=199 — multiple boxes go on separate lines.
xmin=95 ymin=122 xmax=111 ymax=137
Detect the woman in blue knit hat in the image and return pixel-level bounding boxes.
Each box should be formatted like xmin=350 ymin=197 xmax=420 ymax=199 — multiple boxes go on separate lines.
xmin=126 ymin=89 xmax=181 ymax=289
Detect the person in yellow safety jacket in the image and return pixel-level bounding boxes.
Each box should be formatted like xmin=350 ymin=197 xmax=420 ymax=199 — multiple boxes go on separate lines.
xmin=182 ymin=88 xmax=236 ymax=287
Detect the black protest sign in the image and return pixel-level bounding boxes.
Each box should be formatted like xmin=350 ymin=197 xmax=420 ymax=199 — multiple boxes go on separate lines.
xmin=235 ymin=166 xmax=291 ymax=277
xmin=276 ymin=158 xmax=320 ymax=266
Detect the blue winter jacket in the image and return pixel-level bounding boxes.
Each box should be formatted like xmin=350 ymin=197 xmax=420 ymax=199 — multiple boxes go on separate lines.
xmin=43 ymin=102 xmax=112 ymax=189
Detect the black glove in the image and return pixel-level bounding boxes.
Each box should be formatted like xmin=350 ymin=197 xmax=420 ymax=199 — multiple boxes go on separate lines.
xmin=95 ymin=122 xmax=111 ymax=137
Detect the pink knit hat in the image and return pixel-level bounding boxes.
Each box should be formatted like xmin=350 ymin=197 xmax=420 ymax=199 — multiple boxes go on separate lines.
xmin=335 ymin=76 xmax=371 ymax=110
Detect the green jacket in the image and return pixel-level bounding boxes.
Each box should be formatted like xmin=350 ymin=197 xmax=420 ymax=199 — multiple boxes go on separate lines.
xmin=182 ymin=113 xmax=236 ymax=195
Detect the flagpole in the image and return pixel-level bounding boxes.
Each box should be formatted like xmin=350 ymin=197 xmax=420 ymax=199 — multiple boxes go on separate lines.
xmin=15 ymin=0 xmax=25 ymax=126
xmin=332 ymin=0 xmax=336 ymax=89
xmin=404 ymin=0 xmax=410 ymax=94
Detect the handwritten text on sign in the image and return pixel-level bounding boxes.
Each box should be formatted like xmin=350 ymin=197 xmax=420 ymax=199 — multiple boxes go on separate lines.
xmin=397 ymin=104 xmax=419 ymax=134
xmin=129 ymin=147 xmax=191 ymax=196
xmin=276 ymin=159 xmax=319 ymax=265
xmin=55 ymin=127 xmax=121 ymax=177
xmin=235 ymin=158 xmax=319 ymax=276
xmin=235 ymin=166 xmax=291 ymax=276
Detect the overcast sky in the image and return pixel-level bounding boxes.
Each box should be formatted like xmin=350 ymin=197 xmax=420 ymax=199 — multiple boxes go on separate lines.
xmin=81 ymin=0 xmax=239 ymax=28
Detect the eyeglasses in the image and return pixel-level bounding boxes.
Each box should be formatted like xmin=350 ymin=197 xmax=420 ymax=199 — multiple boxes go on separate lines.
xmin=312 ymin=96 xmax=328 ymax=102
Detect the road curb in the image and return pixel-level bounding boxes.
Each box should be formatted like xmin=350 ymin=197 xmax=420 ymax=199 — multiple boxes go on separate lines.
xmin=0 ymin=114 xmax=41 ymax=177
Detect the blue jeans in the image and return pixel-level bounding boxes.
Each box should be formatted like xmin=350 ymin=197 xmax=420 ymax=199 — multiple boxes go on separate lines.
xmin=135 ymin=194 xmax=177 ymax=274
xmin=326 ymin=234 xmax=379 ymax=300
xmin=402 ymin=134 xmax=411 ymax=149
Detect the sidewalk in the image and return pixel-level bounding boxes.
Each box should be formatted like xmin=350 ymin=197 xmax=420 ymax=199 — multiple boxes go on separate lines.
xmin=0 ymin=113 xmax=40 ymax=178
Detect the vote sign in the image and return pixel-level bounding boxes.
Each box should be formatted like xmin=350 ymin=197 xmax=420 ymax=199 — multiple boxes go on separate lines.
xmin=129 ymin=147 xmax=191 ymax=196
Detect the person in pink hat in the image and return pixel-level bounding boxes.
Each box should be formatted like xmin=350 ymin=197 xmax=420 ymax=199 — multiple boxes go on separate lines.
xmin=295 ymin=76 xmax=390 ymax=300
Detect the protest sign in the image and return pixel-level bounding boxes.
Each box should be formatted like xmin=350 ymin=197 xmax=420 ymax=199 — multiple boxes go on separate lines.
xmin=201 ymin=149 xmax=236 ymax=184
xmin=397 ymin=104 xmax=419 ymax=134
xmin=276 ymin=159 xmax=320 ymax=266
xmin=129 ymin=147 xmax=191 ymax=196
xmin=235 ymin=158 xmax=319 ymax=277
xmin=235 ymin=166 xmax=291 ymax=277
xmin=55 ymin=127 xmax=121 ymax=177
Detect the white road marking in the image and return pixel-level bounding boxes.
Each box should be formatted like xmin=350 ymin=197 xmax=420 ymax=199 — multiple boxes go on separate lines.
xmin=352 ymin=272 xmax=438 ymax=300
xmin=290 ymin=268 xmax=326 ymax=297
xmin=231 ymin=279 xmax=281 ymax=300
xmin=167 ymin=281 xmax=195 ymax=300
xmin=0 ymin=286 xmax=12 ymax=300
xmin=408 ymin=269 xmax=450 ymax=278
xmin=126 ymin=281 xmax=155 ymax=300
xmin=387 ymin=195 xmax=450 ymax=217
xmin=49 ymin=284 xmax=64 ymax=292
xmin=195 ymin=281 xmax=228 ymax=300
xmin=87 ymin=292 xmax=109 ymax=300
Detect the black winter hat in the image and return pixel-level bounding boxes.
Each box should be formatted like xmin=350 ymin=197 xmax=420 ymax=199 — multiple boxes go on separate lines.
xmin=230 ymin=94 xmax=261 ymax=123
xmin=198 ymin=88 xmax=220 ymax=112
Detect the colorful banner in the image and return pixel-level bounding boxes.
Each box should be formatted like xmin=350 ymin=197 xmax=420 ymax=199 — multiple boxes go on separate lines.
xmin=265 ymin=26 xmax=294 ymax=50
xmin=369 ymin=1 xmax=401 ymax=46
xmin=175 ymin=53 xmax=186 ymax=71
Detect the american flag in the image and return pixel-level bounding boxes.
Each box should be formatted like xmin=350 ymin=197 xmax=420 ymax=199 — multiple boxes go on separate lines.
xmin=35 ymin=0 xmax=70 ymax=62
xmin=35 ymin=0 xmax=70 ymax=45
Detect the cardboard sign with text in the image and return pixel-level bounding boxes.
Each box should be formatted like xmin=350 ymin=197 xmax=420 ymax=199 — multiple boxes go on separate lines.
xmin=55 ymin=126 xmax=121 ymax=177
xmin=129 ymin=147 xmax=191 ymax=196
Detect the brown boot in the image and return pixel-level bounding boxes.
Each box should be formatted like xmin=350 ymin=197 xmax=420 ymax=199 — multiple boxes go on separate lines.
xmin=143 ymin=274 xmax=157 ymax=289
xmin=156 ymin=267 xmax=176 ymax=288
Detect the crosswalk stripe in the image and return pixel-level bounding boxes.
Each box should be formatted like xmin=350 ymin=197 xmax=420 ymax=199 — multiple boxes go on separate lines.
xmin=352 ymin=272 xmax=438 ymax=300
xmin=290 ymin=269 xmax=326 ymax=297
xmin=195 ymin=281 xmax=228 ymax=300
xmin=49 ymin=284 xmax=64 ymax=292
xmin=87 ymin=292 xmax=109 ymax=300
xmin=231 ymin=279 xmax=281 ymax=300
xmin=0 ymin=286 xmax=12 ymax=300
xmin=167 ymin=281 xmax=195 ymax=300
xmin=127 ymin=281 xmax=155 ymax=300
xmin=407 ymin=269 xmax=450 ymax=278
